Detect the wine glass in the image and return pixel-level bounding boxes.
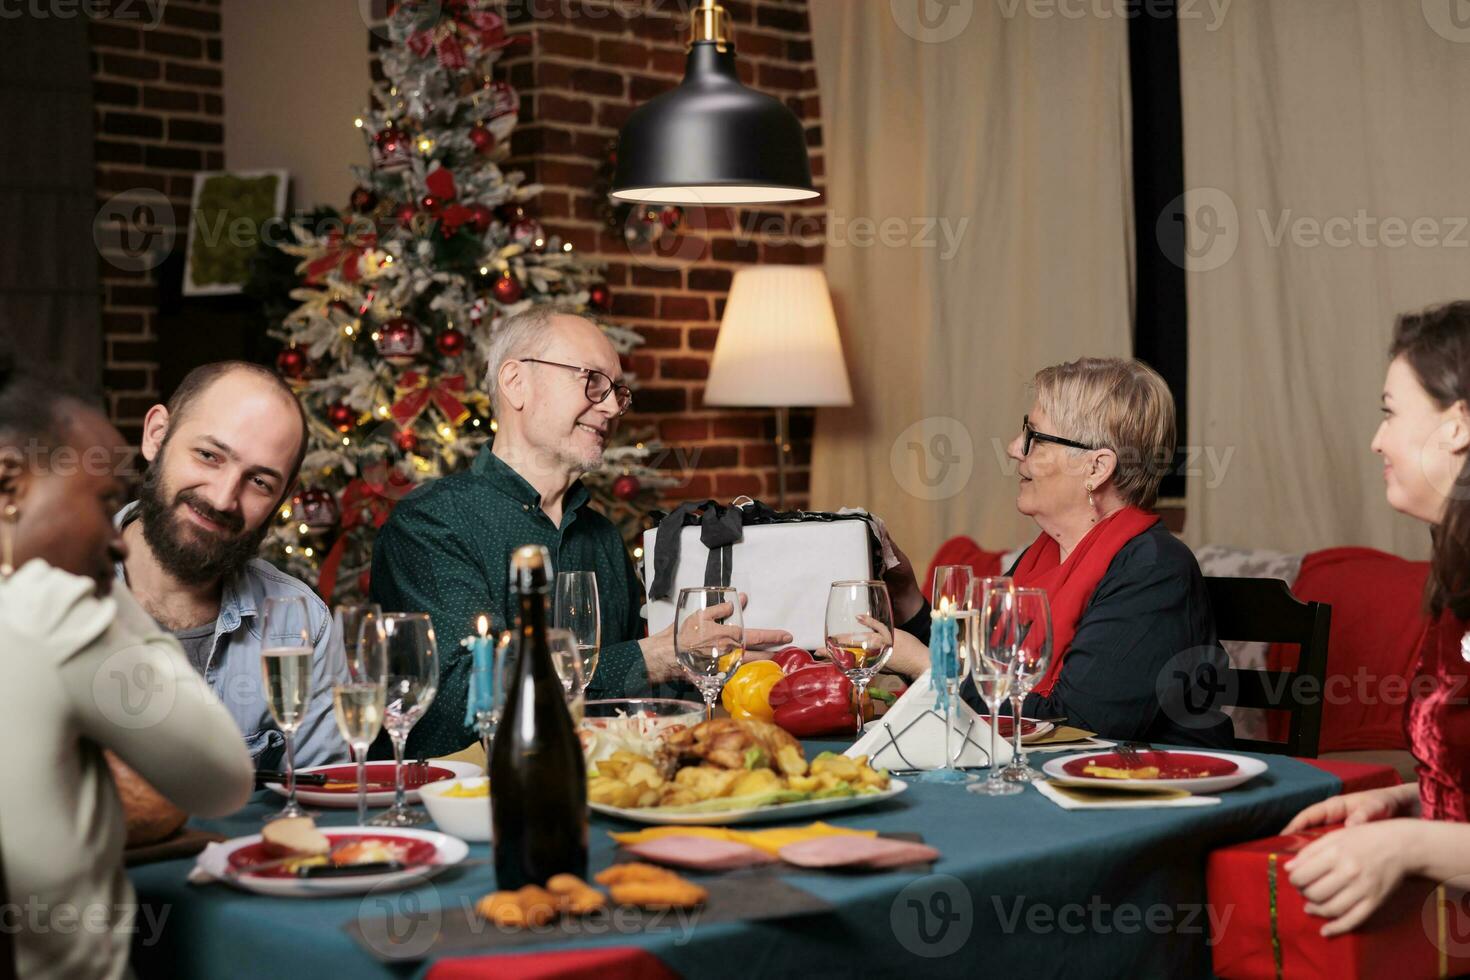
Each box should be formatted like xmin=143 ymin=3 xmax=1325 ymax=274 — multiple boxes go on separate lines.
xmin=968 ymin=583 xmax=1023 ymax=796
xmin=823 ymin=580 xmax=894 ymax=736
xmin=932 ymin=565 xmax=973 ymax=612
xmin=967 ymin=575 xmax=1013 ymax=612
xmin=330 ymin=604 xmax=387 ymax=826
xmin=260 ymin=595 xmax=315 ymax=820
xmin=553 ymin=571 xmax=601 ymax=698
xmin=674 ymin=586 xmax=745 ymax=721
xmin=1001 ymin=588 xmax=1053 ymax=784
xmin=368 ymin=613 xmax=439 ymax=827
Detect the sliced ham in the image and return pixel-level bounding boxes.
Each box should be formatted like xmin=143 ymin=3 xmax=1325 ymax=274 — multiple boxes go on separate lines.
xmin=623 ymin=835 xmax=776 ymax=871
xmin=777 ymin=836 xmax=939 ymax=870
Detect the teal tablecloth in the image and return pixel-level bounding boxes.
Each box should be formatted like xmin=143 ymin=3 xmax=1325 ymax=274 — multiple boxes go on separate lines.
xmin=128 ymin=745 xmax=1342 ymax=979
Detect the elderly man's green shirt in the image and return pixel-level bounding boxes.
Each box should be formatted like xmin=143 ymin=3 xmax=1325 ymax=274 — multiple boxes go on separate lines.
xmin=370 ymin=447 xmax=648 ymax=757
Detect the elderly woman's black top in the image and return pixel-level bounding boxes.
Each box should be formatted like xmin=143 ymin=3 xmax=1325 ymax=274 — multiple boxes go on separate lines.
xmin=902 ymin=524 xmax=1234 ymax=748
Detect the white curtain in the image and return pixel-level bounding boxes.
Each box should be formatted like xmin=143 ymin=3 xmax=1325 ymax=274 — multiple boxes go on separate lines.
xmin=1180 ymin=0 xmax=1470 ymax=558
xmin=807 ymin=0 xmax=1136 ymax=563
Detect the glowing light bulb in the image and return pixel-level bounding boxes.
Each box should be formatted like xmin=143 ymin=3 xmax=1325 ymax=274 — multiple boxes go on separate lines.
xmin=298 ymin=523 xmax=308 ymax=534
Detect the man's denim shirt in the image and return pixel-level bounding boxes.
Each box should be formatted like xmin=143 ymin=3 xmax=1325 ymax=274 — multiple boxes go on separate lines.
xmin=113 ymin=502 xmax=349 ymax=768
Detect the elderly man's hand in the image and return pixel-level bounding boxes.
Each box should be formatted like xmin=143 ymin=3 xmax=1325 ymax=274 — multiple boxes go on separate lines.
xmin=639 ymin=592 xmax=792 ymax=685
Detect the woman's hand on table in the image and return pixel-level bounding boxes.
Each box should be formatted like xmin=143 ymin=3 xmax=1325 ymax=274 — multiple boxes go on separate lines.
xmin=1284 ymin=819 xmax=1419 ymax=936
xmin=1281 ymin=783 xmax=1418 ymax=834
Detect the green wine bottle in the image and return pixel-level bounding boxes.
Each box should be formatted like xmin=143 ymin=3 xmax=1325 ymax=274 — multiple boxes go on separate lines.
xmin=490 ymin=545 xmax=588 ymax=887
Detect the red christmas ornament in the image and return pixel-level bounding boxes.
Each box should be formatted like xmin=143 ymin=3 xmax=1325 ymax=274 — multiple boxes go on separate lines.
xmin=491 ymin=273 xmax=523 ymax=305
xmin=376 ymin=316 xmax=425 ymax=366
xmin=436 ymin=327 xmax=467 ymax=358
xmin=660 ymin=206 xmax=682 ymax=230
xmin=295 ymin=488 xmax=340 ymax=538
xmin=588 ymin=283 xmax=612 ymax=312
xmin=468 ymin=125 xmax=496 ymax=155
xmin=349 ymin=186 xmax=378 ymax=213
xmin=326 ymin=402 xmax=355 ymax=432
xmin=612 ymin=474 xmax=641 ymax=501
xmin=276 ymin=347 xmax=307 ymax=379
xmin=394 ymin=428 xmax=418 ymax=453
xmin=395 ymin=203 xmax=418 ymax=228
xmin=468 ymin=203 xmax=494 ymax=234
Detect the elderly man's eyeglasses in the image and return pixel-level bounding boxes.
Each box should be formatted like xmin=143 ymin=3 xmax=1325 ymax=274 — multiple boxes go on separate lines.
xmin=1022 ymin=415 xmax=1097 ymax=456
xmin=520 ymin=358 xmax=632 ymax=416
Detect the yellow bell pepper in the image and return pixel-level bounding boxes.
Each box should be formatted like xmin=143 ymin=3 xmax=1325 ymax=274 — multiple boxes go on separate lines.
xmin=720 ymin=659 xmax=785 ymax=722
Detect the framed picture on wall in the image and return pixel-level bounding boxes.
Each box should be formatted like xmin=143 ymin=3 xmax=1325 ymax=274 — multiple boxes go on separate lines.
xmin=182 ymin=169 xmax=289 ymax=296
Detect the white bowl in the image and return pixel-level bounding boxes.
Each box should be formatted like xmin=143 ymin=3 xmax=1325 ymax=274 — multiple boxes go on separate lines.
xmin=419 ymin=777 xmax=491 ymax=842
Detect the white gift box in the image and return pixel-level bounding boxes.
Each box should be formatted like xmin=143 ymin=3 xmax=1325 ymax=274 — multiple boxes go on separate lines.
xmin=642 ymin=505 xmax=877 ymax=651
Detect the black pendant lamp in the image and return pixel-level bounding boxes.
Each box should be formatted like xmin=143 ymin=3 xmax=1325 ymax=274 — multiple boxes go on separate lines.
xmin=610 ymin=0 xmax=818 ymax=205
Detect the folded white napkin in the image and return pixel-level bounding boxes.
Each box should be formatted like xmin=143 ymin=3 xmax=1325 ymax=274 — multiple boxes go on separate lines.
xmin=1033 ymin=780 xmax=1221 ymax=811
xmin=188 ymin=842 xmax=232 ymax=885
xmin=846 ymin=670 xmax=1012 ymax=770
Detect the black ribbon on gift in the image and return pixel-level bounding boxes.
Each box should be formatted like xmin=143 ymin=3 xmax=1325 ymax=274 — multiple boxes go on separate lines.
xmin=647 ymin=500 xmax=883 ymax=601
xmin=650 ymin=500 xmax=743 ymax=599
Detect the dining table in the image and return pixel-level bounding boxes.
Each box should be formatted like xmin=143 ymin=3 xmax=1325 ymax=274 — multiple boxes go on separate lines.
xmin=126 ymin=741 xmax=1380 ymax=979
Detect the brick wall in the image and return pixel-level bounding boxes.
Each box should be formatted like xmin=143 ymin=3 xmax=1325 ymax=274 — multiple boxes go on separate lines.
xmin=89 ymin=0 xmax=224 ymax=448
xmin=500 ymin=0 xmax=825 ymax=509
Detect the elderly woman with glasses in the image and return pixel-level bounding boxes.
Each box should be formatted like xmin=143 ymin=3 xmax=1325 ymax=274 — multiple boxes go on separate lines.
xmin=885 ymin=357 xmax=1233 ymax=748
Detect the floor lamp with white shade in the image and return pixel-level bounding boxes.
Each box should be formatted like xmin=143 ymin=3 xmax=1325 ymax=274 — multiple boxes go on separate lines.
xmin=703 ymin=266 xmax=852 ymax=508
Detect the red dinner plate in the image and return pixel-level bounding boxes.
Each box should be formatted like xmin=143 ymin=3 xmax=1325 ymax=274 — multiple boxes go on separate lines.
xmin=306 ymin=763 xmax=454 ymax=793
xmin=227 ymin=833 xmax=438 ymax=878
xmin=1061 ymin=751 xmax=1239 ymax=780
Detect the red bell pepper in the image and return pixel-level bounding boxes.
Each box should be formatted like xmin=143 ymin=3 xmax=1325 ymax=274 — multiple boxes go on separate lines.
xmin=770 ymin=646 xmax=815 ymax=673
xmin=769 ymin=663 xmax=855 ymax=737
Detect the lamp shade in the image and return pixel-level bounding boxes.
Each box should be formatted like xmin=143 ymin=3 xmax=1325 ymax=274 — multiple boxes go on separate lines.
xmin=610 ymin=7 xmax=817 ymax=205
xmin=705 ymin=266 xmax=852 ymax=408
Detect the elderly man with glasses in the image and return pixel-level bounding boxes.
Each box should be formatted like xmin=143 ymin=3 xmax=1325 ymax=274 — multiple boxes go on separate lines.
xmin=369 ymin=308 xmax=791 ymax=757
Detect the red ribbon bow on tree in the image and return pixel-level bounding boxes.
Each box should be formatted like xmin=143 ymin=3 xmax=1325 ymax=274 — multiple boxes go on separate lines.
xmin=424 ymin=167 xmax=477 ymax=235
xmin=391 ymin=371 xmax=471 ymax=428
xmin=317 ymin=466 xmax=417 ymax=600
xmin=404 ymin=0 xmax=508 ymax=70
xmin=304 ymin=229 xmax=378 ymax=285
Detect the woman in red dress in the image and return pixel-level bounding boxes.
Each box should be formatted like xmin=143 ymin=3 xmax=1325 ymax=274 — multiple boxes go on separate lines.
xmin=1284 ymin=301 xmax=1470 ymax=935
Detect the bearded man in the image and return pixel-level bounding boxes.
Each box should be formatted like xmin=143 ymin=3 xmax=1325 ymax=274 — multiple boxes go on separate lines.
xmin=114 ymin=361 xmax=347 ymax=767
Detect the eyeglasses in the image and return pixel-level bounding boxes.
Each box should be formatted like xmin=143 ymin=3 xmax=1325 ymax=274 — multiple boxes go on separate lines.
xmin=520 ymin=358 xmax=632 ymax=416
xmin=1021 ymin=415 xmax=1097 ymax=456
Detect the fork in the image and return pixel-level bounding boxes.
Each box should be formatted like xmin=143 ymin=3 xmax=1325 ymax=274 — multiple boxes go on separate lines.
xmin=1116 ymin=741 xmax=1152 ymax=767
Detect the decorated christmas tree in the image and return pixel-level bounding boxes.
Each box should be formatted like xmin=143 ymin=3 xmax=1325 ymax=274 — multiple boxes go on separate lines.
xmin=256 ymin=0 xmax=669 ymax=604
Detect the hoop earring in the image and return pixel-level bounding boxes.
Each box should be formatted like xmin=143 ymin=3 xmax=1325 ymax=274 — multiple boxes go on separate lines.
xmin=0 ymin=503 xmax=17 ymax=578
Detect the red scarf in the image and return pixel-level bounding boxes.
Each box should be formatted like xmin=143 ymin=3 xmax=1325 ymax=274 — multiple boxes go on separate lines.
xmin=1011 ymin=506 xmax=1159 ymax=696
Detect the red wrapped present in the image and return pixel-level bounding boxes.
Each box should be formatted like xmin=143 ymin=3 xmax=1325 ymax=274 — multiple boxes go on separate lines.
xmin=1209 ymin=825 xmax=1470 ymax=979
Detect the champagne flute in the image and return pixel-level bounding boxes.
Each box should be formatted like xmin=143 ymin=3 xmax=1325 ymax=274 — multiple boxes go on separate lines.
xmin=553 ymin=571 xmax=600 ymax=698
xmin=674 ymin=587 xmax=745 ymax=721
xmin=331 ymin=604 xmax=387 ymax=826
xmin=1001 ymin=588 xmax=1053 ymax=784
xmin=369 ymin=613 xmax=439 ymax=827
xmin=260 ymin=596 xmax=314 ymax=820
xmin=969 ymin=583 xmax=1023 ymax=796
xmin=932 ymin=565 xmax=973 ymax=611
xmin=823 ymin=580 xmax=894 ymax=737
